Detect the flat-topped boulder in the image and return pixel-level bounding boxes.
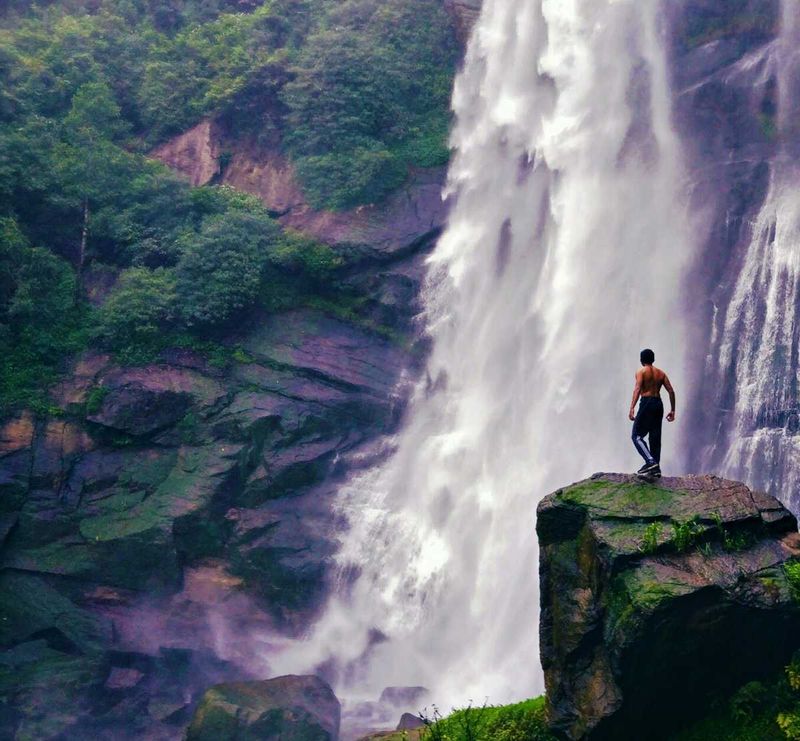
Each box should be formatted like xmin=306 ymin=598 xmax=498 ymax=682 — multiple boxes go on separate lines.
xmin=538 ymin=473 xmax=800 ymax=740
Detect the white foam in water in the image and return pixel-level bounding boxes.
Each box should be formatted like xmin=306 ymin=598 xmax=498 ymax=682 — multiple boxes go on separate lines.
xmin=266 ymin=0 xmax=692 ymax=727
xmin=702 ymin=0 xmax=800 ymax=506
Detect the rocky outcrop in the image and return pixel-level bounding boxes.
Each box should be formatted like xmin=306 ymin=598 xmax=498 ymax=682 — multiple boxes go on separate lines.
xmin=187 ymin=675 xmax=340 ymax=741
xmin=151 ymin=120 xmax=223 ymax=187
xmin=538 ymin=473 xmax=800 ymax=740
xmin=151 ymin=126 xmax=448 ymax=260
xmin=443 ymin=0 xmax=481 ymax=42
xmin=0 ymin=246 xmax=428 ymax=738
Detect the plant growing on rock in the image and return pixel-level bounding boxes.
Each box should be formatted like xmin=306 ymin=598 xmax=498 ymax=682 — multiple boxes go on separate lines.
xmin=785 ymin=561 xmax=800 ymax=602
xmin=775 ymin=654 xmax=800 ymax=739
xmin=730 ymin=681 xmax=769 ymax=723
xmin=711 ymin=512 xmax=755 ymax=552
xmin=639 ymin=522 xmax=663 ymax=554
xmin=672 ymin=515 xmax=702 ymax=552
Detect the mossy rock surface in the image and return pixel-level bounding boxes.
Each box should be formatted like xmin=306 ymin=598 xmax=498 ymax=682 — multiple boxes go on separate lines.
xmin=538 ymin=473 xmax=800 ymax=740
xmin=187 ymin=674 xmax=340 ymax=741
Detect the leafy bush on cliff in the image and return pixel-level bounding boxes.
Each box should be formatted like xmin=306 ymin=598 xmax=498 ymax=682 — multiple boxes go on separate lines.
xmin=96 ymin=267 xmax=177 ymax=351
xmin=0 ymin=217 xmax=87 ymax=412
xmin=176 ymin=210 xmax=277 ymax=329
xmin=672 ymin=659 xmax=800 ymax=740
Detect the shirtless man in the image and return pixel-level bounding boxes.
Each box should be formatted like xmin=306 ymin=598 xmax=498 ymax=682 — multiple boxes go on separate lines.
xmin=628 ymin=348 xmax=676 ymax=479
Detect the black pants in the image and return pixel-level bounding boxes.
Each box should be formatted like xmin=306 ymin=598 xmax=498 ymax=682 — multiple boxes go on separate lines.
xmin=632 ymin=396 xmax=663 ymax=464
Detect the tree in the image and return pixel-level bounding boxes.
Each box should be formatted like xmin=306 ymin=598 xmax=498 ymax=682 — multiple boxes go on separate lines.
xmin=96 ymin=267 xmax=177 ymax=351
xmin=176 ymin=211 xmax=276 ymax=329
xmin=56 ymin=80 xmax=133 ymax=297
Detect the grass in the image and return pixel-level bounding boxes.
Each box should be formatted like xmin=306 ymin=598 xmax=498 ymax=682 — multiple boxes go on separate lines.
xmin=418 ymin=698 xmax=555 ymax=741
xmin=672 ymin=516 xmax=703 ymax=553
xmin=639 ymin=522 xmax=664 ymax=554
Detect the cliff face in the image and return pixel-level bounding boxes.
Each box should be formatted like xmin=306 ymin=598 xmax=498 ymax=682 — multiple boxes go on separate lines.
xmin=663 ymin=0 xmax=792 ymax=497
xmin=151 ymin=119 xmax=449 ymax=260
xmin=538 ymin=473 xmax=800 ymax=740
xmin=0 ymin=248 xmax=429 ymax=738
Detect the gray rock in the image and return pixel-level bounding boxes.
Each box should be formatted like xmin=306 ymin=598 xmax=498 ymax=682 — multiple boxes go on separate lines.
xmin=187 ymin=675 xmax=340 ymax=741
xmin=538 ymin=473 xmax=800 ymax=740
xmin=397 ymin=712 xmax=426 ymax=730
xmin=86 ymin=366 xmax=225 ymax=437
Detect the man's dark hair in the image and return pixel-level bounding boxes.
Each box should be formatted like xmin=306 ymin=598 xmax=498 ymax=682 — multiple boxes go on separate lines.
xmin=640 ymin=348 xmax=655 ymax=365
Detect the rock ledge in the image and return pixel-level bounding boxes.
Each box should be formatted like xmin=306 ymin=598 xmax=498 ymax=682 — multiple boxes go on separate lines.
xmin=538 ymin=473 xmax=800 ymax=740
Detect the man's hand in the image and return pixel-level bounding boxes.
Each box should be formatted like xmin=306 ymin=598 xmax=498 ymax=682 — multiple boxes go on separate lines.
xmin=629 ymin=409 xmax=635 ymax=421
xmin=667 ymin=411 xmax=676 ymax=422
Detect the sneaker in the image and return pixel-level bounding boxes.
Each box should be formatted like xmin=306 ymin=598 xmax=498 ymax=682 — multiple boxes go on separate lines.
xmin=651 ymin=465 xmax=662 ymax=478
xmin=637 ymin=461 xmax=659 ymax=475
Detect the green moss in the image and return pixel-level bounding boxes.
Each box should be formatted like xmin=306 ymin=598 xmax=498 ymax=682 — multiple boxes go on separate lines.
xmin=84 ymin=385 xmax=109 ymax=414
xmin=614 ymin=565 xmax=696 ymax=615
xmin=759 ymin=113 xmax=778 ymax=142
xmin=558 ymin=480 xmax=677 ymax=517
xmin=0 ymin=573 xmax=108 ymax=653
xmin=3 ymin=539 xmax=97 ymax=579
xmin=683 ymin=4 xmax=778 ymax=50
xmin=117 ymin=450 xmax=178 ymax=490
xmin=231 ymin=346 xmax=254 ymax=364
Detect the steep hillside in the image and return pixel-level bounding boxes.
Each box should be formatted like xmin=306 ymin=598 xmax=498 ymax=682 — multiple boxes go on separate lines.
xmin=0 ymin=0 xmax=467 ymax=738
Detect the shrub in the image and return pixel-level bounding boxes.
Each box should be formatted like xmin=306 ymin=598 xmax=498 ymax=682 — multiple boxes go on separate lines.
xmin=785 ymin=561 xmax=800 ymax=602
xmin=269 ymin=231 xmax=344 ymax=278
xmin=731 ymin=682 xmax=769 ymax=723
xmin=293 ymin=147 xmax=407 ymax=211
xmin=711 ymin=512 xmax=755 ymax=552
xmin=175 ymin=211 xmax=277 ymax=329
xmin=95 ymin=266 xmax=177 ymax=351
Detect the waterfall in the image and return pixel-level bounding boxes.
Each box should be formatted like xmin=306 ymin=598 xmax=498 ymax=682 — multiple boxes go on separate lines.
xmin=269 ymin=0 xmax=691 ymax=722
xmin=701 ymin=0 xmax=800 ymax=506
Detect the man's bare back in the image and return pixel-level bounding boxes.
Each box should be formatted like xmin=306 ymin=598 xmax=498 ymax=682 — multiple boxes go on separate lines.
xmin=629 ymin=349 xmax=677 ymax=478
xmin=629 ymin=364 xmax=676 ymax=422
xmin=639 ymin=366 xmax=668 ymax=397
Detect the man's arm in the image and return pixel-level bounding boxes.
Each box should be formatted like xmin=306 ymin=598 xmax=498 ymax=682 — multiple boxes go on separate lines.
xmin=664 ymin=374 xmax=676 ymax=422
xmin=628 ymin=371 xmax=642 ymax=421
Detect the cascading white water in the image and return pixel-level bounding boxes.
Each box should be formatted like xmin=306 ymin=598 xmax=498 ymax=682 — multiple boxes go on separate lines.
xmin=703 ymin=0 xmax=800 ymax=505
xmin=269 ymin=0 xmax=691 ymax=719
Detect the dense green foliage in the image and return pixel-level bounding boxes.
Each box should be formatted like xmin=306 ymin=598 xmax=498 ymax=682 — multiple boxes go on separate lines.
xmin=1 ymin=0 xmax=458 ymax=207
xmin=0 ymin=0 xmax=451 ymax=414
xmin=419 ymin=698 xmax=555 ymax=741
xmin=282 ymin=0 xmax=457 ymax=208
xmin=672 ymin=655 xmax=800 ymax=741
xmin=0 ymin=218 xmax=87 ymax=413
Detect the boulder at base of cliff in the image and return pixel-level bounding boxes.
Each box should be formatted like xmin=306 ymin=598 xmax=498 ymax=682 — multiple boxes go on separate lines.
xmin=537 ymin=473 xmax=800 ymax=741
xmin=186 ymin=674 xmax=340 ymax=740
